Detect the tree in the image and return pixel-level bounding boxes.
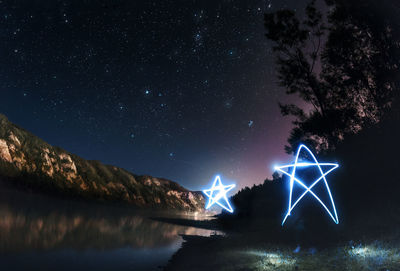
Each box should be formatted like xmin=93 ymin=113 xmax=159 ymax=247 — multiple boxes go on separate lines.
xmin=265 ymin=0 xmax=400 ymax=153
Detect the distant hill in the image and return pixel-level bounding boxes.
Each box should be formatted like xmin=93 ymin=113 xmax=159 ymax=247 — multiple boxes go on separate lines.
xmin=0 ymin=114 xmax=204 ymax=211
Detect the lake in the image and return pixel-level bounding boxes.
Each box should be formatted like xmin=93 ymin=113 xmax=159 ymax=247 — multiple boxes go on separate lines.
xmin=0 ymin=183 xmax=219 ymax=271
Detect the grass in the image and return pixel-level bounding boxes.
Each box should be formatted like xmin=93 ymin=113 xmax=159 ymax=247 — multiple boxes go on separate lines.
xmin=228 ymin=243 xmax=400 ymax=271
xmin=170 ymin=242 xmax=400 ymax=270
xmin=165 ymin=228 xmax=400 ymax=271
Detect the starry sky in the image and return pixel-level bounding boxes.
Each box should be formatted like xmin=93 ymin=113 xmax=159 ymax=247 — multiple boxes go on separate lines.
xmin=0 ymin=0 xmax=308 ymax=190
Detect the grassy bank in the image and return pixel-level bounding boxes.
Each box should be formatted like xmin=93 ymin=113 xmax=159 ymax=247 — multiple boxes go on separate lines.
xmin=163 ymin=214 xmax=400 ymax=271
xmin=165 ymin=231 xmax=400 ymax=271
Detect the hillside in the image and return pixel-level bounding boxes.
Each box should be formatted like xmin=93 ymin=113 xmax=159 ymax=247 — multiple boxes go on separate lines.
xmin=0 ymin=114 xmax=204 ymax=211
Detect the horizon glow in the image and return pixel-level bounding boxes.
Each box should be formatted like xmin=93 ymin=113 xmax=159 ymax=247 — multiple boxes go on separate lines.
xmin=274 ymin=144 xmax=339 ymax=225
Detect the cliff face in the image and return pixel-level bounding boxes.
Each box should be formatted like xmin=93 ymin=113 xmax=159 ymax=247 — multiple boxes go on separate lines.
xmin=0 ymin=114 xmax=204 ymax=211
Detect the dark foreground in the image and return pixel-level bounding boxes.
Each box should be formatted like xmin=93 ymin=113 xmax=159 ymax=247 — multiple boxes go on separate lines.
xmin=164 ymin=219 xmax=400 ymax=271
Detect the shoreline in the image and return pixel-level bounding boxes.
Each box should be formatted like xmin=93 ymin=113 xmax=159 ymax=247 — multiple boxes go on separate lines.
xmin=163 ymin=217 xmax=400 ymax=271
xmin=150 ymin=217 xmax=222 ymax=232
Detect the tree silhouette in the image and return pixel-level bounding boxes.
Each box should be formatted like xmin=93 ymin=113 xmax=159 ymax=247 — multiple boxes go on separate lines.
xmin=265 ymin=0 xmax=400 ymax=153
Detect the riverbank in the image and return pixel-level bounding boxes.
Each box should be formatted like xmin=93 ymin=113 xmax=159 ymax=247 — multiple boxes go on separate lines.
xmin=165 ymin=232 xmax=400 ymax=270
xmin=163 ymin=217 xmax=400 ymax=271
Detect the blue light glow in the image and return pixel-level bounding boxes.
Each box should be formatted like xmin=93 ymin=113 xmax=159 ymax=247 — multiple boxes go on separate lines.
xmin=274 ymin=144 xmax=339 ymax=225
xmin=203 ymin=175 xmax=235 ymax=213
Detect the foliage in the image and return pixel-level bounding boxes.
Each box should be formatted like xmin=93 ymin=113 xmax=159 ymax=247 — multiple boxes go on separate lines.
xmin=265 ymin=0 xmax=400 ymax=153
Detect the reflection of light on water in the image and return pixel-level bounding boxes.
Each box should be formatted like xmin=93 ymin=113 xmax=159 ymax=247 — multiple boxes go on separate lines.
xmin=245 ymin=250 xmax=296 ymax=267
xmin=177 ymin=211 xmax=217 ymax=221
xmin=0 ymin=204 xmax=223 ymax=252
xmin=178 ymin=226 xmax=224 ymax=237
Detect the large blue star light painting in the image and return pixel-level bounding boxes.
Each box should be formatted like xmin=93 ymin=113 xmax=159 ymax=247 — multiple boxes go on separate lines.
xmin=275 ymin=144 xmax=339 ymax=225
xmin=203 ymin=175 xmax=235 ymax=213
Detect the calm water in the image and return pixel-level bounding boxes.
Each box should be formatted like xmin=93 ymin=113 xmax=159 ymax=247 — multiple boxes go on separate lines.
xmin=0 ymin=184 xmax=219 ymax=271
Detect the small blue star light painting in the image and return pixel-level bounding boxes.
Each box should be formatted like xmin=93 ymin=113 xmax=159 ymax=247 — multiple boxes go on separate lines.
xmin=203 ymin=175 xmax=235 ymax=213
xmin=274 ymin=144 xmax=339 ymax=226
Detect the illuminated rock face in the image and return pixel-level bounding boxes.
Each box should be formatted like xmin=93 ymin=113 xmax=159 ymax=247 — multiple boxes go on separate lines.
xmin=0 ymin=139 xmax=12 ymax=163
xmin=0 ymin=114 xmax=205 ymax=211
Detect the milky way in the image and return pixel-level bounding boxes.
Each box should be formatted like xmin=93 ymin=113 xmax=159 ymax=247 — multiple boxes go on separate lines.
xmin=0 ymin=0 xmax=308 ymax=189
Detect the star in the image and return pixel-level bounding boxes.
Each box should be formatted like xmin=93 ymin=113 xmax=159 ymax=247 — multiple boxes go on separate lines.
xmin=274 ymin=144 xmax=339 ymax=225
xmin=203 ymin=175 xmax=236 ymax=213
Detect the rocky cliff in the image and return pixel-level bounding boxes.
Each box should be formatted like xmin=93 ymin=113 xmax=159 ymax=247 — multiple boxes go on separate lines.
xmin=0 ymin=114 xmax=204 ymax=211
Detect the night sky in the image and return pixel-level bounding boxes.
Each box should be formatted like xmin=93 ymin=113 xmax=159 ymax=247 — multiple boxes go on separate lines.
xmin=0 ymin=0 xmax=307 ymax=190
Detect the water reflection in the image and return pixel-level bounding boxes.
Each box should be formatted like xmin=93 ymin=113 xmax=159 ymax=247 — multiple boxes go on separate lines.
xmin=0 ymin=205 xmax=215 ymax=252
xmin=0 ymin=186 xmax=219 ymax=270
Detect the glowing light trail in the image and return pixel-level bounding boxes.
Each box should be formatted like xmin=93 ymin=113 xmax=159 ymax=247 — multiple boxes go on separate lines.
xmin=203 ymin=175 xmax=235 ymax=213
xmin=274 ymin=144 xmax=339 ymax=225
